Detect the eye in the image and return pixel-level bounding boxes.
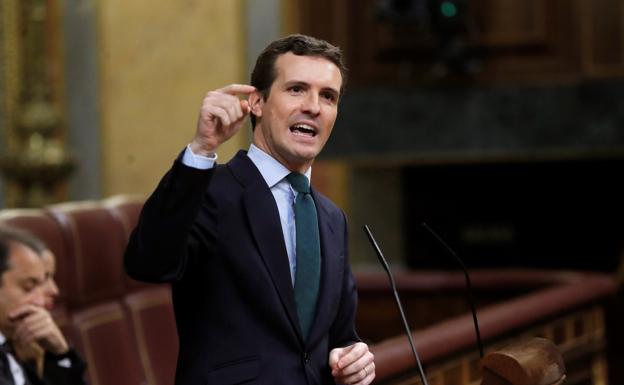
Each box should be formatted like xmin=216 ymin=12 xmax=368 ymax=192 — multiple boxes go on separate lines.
xmin=321 ymin=91 xmax=337 ymax=103
xmin=22 ymin=284 xmax=36 ymax=293
xmin=289 ymin=85 xmax=303 ymax=94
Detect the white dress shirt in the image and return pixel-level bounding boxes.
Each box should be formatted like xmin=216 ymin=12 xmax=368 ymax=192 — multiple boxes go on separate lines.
xmin=0 ymin=332 xmax=26 ymax=385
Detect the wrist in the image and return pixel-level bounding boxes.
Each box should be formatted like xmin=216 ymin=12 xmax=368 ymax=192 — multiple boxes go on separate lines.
xmin=48 ymin=339 xmax=69 ymax=355
xmin=190 ymin=139 xmax=217 ymax=157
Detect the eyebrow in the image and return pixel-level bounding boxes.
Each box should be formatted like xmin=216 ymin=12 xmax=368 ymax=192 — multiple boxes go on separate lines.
xmin=20 ymin=277 xmax=44 ymax=287
xmin=283 ymin=80 xmax=308 ymax=89
xmin=284 ymin=80 xmax=340 ymax=96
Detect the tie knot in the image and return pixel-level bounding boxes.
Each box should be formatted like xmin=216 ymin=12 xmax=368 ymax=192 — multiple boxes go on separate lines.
xmin=286 ymin=172 xmax=310 ymax=194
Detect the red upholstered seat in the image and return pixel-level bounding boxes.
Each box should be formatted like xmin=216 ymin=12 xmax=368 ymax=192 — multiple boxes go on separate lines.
xmin=124 ymin=287 xmax=179 ymax=385
xmin=72 ymin=301 xmax=146 ymax=385
xmin=46 ymin=202 xmax=127 ymax=306
xmin=103 ymin=195 xmax=149 ymax=291
xmin=102 ymin=195 xmax=143 ymax=239
xmin=0 ymin=197 xmax=158 ymax=385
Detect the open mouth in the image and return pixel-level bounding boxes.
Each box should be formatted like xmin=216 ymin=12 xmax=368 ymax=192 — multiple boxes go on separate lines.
xmin=290 ymin=123 xmax=317 ymax=137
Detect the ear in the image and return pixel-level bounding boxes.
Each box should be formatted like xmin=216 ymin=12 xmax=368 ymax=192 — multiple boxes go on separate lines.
xmin=248 ymin=91 xmax=264 ymax=118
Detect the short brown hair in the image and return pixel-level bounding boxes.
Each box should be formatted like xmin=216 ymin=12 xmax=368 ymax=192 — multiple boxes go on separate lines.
xmin=0 ymin=226 xmax=45 ymax=284
xmin=250 ymin=34 xmax=347 ymax=128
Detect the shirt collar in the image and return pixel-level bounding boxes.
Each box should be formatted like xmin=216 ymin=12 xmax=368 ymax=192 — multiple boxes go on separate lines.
xmin=0 ymin=332 xmax=6 ymax=345
xmin=247 ymin=144 xmax=312 ymax=188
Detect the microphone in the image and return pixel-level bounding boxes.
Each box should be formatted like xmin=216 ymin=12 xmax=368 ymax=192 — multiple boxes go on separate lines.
xmin=421 ymin=222 xmax=484 ymax=358
xmin=363 ymin=225 xmax=429 ymax=385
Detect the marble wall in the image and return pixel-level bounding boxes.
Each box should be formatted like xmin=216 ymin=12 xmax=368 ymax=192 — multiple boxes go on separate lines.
xmin=95 ymin=0 xmax=247 ymax=196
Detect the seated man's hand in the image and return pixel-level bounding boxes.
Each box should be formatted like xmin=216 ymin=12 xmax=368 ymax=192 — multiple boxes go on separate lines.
xmin=329 ymin=342 xmax=375 ymax=385
xmin=13 ymin=338 xmax=44 ymax=363
xmin=9 ymin=304 xmax=69 ymax=355
xmin=13 ymin=341 xmax=45 ymax=378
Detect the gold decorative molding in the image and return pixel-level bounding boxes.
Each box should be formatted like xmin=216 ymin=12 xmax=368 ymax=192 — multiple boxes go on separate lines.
xmin=1 ymin=0 xmax=21 ymax=153
xmin=0 ymin=0 xmax=74 ymax=208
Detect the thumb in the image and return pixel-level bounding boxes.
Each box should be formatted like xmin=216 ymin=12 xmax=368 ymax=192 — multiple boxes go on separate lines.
xmin=329 ymin=344 xmax=355 ymax=369
xmin=240 ymin=99 xmax=250 ymax=115
xmin=329 ymin=348 xmax=343 ymax=368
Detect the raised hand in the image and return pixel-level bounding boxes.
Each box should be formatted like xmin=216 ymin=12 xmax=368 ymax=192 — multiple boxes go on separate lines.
xmin=191 ymin=84 xmax=256 ymax=156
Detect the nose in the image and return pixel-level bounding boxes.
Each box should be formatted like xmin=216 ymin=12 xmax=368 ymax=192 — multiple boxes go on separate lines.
xmin=301 ymin=92 xmax=321 ymax=116
xmin=43 ymin=280 xmax=59 ymax=309
xmin=48 ymin=280 xmax=59 ymax=297
xmin=30 ymin=292 xmax=46 ymax=307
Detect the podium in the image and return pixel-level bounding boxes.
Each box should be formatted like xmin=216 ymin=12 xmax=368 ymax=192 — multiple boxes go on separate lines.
xmin=362 ymin=270 xmax=617 ymax=385
xmin=481 ymin=338 xmax=565 ymax=385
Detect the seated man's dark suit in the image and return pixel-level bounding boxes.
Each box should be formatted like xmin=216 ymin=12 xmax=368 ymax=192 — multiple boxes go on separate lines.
xmin=124 ymin=150 xmax=359 ymax=385
xmin=0 ymin=347 xmax=86 ymax=385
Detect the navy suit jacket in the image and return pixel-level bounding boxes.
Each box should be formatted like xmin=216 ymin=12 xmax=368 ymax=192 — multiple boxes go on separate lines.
xmin=124 ymin=151 xmax=359 ymax=385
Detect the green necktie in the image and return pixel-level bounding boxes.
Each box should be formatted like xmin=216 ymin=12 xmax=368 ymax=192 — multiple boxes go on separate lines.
xmin=287 ymin=172 xmax=321 ymax=341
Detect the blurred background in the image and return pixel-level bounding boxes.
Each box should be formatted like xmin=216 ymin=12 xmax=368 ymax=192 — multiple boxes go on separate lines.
xmin=3 ymin=0 xmax=623 ymax=272
xmin=1 ymin=1 xmax=623 ymax=384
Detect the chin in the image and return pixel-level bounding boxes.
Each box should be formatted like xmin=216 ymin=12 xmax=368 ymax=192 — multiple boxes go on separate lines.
xmin=291 ymin=146 xmax=321 ymax=160
xmin=290 ymin=153 xmax=318 ymax=167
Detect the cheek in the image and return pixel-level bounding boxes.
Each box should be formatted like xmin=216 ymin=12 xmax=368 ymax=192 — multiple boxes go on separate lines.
xmin=0 ymin=289 xmax=21 ymax=310
xmin=23 ymin=291 xmax=42 ymax=305
xmin=0 ymin=296 xmax=9 ymax=313
xmin=273 ymin=99 xmax=298 ymax=119
xmin=322 ymin=106 xmax=337 ymax=123
xmin=322 ymin=117 xmax=336 ymax=137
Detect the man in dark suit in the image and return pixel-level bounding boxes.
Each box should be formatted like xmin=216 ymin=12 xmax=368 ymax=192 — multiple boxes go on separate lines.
xmin=0 ymin=227 xmax=85 ymax=385
xmin=124 ymin=34 xmax=375 ymax=385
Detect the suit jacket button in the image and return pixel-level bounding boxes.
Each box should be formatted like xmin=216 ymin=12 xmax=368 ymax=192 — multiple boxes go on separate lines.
xmin=303 ymin=352 xmax=310 ymax=364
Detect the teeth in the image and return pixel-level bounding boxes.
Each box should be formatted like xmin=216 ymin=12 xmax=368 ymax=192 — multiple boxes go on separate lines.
xmin=292 ymin=124 xmax=315 ymax=132
xmin=290 ymin=124 xmax=316 ymax=136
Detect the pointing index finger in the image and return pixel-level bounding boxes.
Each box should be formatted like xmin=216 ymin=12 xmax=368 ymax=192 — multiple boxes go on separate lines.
xmin=217 ymin=84 xmax=256 ymax=96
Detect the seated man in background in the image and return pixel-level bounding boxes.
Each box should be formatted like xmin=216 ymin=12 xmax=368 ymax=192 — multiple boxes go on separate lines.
xmin=11 ymin=237 xmax=64 ymax=380
xmin=0 ymin=226 xmax=85 ymax=385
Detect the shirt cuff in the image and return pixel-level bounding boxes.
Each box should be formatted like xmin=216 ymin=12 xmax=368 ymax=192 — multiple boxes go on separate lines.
xmin=182 ymin=144 xmax=218 ymax=169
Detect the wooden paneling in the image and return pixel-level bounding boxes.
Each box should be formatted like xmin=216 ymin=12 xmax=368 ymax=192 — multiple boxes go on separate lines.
xmin=296 ymin=0 xmax=624 ymax=85
xmin=471 ymin=0 xmax=581 ymax=83
xmin=581 ymin=0 xmax=624 ymax=77
xmin=367 ymin=270 xmax=617 ymax=385
xmin=472 ymin=0 xmax=547 ymax=46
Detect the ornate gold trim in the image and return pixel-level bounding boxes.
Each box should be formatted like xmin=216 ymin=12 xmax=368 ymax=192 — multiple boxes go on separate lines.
xmin=1 ymin=0 xmax=21 ymax=154
xmin=0 ymin=0 xmax=74 ymax=208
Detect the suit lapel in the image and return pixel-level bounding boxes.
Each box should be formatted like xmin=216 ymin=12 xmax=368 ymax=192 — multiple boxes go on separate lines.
xmin=228 ymin=152 xmax=303 ymax=344
xmin=227 ymin=152 xmax=345 ymax=347
xmin=0 ymin=349 xmax=16 ymax=385
xmin=308 ymin=188 xmax=343 ymax=346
